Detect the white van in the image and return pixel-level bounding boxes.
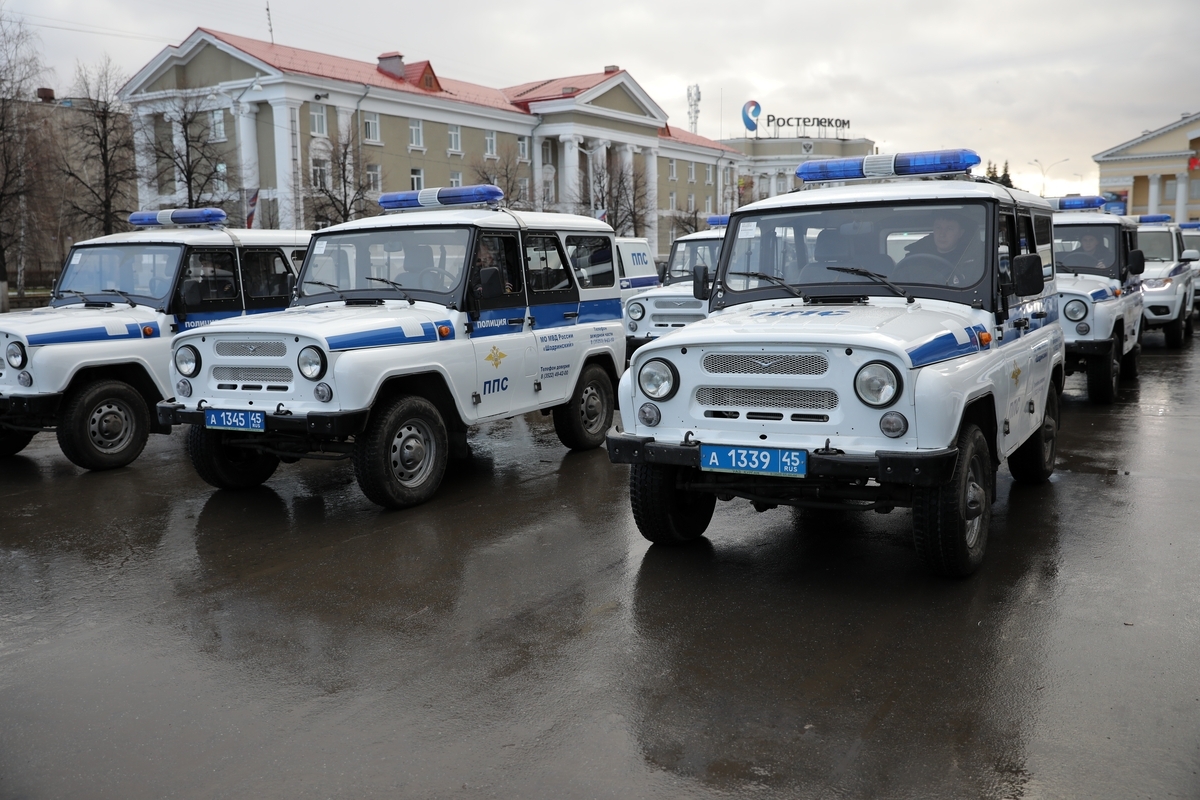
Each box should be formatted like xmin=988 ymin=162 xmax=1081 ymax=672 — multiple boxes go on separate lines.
xmin=615 ymin=237 xmax=659 ymax=303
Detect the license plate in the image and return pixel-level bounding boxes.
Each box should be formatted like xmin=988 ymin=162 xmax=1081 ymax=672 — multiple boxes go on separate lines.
xmin=699 ymin=445 xmax=807 ymax=477
xmin=204 ymin=408 xmax=265 ymax=432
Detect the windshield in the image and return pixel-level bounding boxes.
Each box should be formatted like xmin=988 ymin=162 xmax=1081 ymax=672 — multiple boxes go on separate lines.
xmin=1139 ymin=230 xmax=1175 ymax=261
xmin=722 ymin=202 xmax=990 ymax=297
xmin=1182 ymin=232 xmax=1200 ymax=253
xmin=300 ymin=226 xmax=471 ymax=300
xmin=666 ymin=237 xmax=723 ymax=284
xmin=55 ymin=244 xmax=183 ymax=303
xmin=1054 ymin=224 xmax=1120 ymax=277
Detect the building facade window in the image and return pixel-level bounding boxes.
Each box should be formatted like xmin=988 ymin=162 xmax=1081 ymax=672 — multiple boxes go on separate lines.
xmin=518 ymin=176 xmax=529 ymax=201
xmin=410 ymin=168 xmax=424 ymax=191
xmin=409 ymin=118 xmax=424 ymax=148
xmin=365 ymin=163 xmax=381 ymax=192
xmin=705 ymin=195 xmax=713 ymax=214
xmin=705 ymin=164 xmax=713 ymax=184
xmin=543 ymin=178 xmax=555 ymax=204
xmin=668 ymin=159 xmax=677 ymax=180
xmin=776 ymin=175 xmax=788 ymax=193
xmin=311 ymin=159 xmax=329 ymax=189
xmin=518 ymin=136 xmax=528 ymax=159
xmin=449 ymin=170 xmax=462 ymax=188
xmin=214 ymin=162 xmax=227 ymax=192
xmin=541 ymin=139 xmax=553 ymax=163
xmin=687 ymin=193 xmax=695 ymax=213
xmin=485 ymin=130 xmax=497 ymax=157
xmin=210 ymin=110 xmax=225 ymax=141
xmin=1191 ymin=179 xmax=1200 ymax=200
xmin=448 ymin=124 xmax=461 ymax=152
xmin=310 ymin=103 xmax=327 ymax=136
xmin=688 ymin=162 xmax=695 ymax=183
xmin=1165 ymin=178 xmax=1178 ymax=198
xmin=668 ymin=191 xmax=676 ymax=211
xmin=362 ymin=112 xmax=380 ymax=143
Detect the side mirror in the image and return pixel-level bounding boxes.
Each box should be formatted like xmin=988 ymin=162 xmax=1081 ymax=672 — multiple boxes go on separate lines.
xmin=1128 ymin=249 xmax=1145 ymax=275
xmin=479 ymin=266 xmax=504 ymax=300
xmin=1182 ymin=248 xmax=1200 ymax=263
xmin=1012 ymin=254 xmax=1044 ymax=297
xmin=693 ymin=264 xmax=711 ymax=301
xmin=285 ymin=273 xmax=297 ymax=297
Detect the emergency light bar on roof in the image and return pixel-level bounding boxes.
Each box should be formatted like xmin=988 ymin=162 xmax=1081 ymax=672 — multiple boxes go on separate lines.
xmin=797 ymin=149 xmax=981 ymax=183
xmin=1138 ymin=214 xmax=1172 ymax=223
xmin=1049 ymin=196 xmax=1106 ymax=211
xmin=706 ymin=215 xmax=729 ymax=226
xmin=1179 ymin=222 xmax=1200 ymax=229
xmin=128 ymin=208 xmax=227 ymax=227
xmin=378 ymin=184 xmax=503 ymax=211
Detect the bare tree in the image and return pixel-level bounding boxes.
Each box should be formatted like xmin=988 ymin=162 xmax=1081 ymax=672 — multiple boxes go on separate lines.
xmin=470 ymin=142 xmax=529 ymax=208
xmin=57 ymin=55 xmax=136 ymax=237
xmin=665 ymin=208 xmax=703 ymax=238
xmin=306 ymin=126 xmax=380 ymax=226
xmin=137 ymin=88 xmax=236 ymax=210
xmin=590 ymin=159 xmax=653 ymax=237
xmin=0 ymin=10 xmax=44 ymax=309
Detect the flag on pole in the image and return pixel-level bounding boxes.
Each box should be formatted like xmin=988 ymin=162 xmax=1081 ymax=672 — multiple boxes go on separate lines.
xmin=246 ymin=189 xmax=260 ymax=229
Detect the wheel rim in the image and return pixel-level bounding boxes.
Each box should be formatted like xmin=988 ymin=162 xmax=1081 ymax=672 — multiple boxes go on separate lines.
xmin=963 ymin=455 xmax=986 ymax=548
xmin=87 ymin=399 xmax=135 ymax=453
xmin=578 ymin=381 xmax=607 ymax=435
xmin=388 ymin=418 xmax=436 ymax=488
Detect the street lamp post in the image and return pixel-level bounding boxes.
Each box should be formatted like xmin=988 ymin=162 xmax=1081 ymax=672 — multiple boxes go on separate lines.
xmin=1028 ymin=158 xmax=1069 ymax=197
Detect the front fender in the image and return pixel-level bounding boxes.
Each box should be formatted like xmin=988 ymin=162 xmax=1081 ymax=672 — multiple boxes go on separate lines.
xmin=27 ymin=340 xmax=172 ymax=397
xmin=913 ymin=358 xmax=999 ymax=449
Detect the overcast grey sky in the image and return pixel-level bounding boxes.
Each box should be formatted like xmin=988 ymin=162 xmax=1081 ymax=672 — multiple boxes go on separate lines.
xmin=9 ymin=0 xmax=1198 ymax=196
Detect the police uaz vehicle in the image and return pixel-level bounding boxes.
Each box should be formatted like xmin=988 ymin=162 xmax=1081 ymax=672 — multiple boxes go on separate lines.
xmin=1136 ymin=215 xmax=1197 ymax=348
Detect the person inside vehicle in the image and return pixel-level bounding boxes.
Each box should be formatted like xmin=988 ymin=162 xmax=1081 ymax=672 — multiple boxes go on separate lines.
xmin=1076 ymin=232 xmax=1113 ymax=268
xmin=898 ymin=211 xmax=984 ymax=286
xmin=473 ymin=235 xmax=518 ymax=293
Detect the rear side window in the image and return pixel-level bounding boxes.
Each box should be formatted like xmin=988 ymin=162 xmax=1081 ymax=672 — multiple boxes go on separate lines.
xmin=525 ymin=235 xmax=572 ymax=292
xmin=240 ymin=250 xmax=293 ymax=300
xmin=565 ymin=235 xmax=614 ymax=288
xmin=180 ymin=249 xmax=239 ymax=307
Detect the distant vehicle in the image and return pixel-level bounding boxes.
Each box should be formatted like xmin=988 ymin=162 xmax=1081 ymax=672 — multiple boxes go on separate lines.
xmin=1135 ymin=216 xmax=1197 ymax=348
xmin=1179 ymin=222 xmax=1200 ymax=312
xmin=1050 ymin=197 xmax=1144 ymax=403
xmin=0 ymin=209 xmax=309 ymax=467
xmin=614 ymin=237 xmax=659 ymax=304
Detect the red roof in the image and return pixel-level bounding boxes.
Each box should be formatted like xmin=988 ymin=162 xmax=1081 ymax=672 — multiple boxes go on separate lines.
xmin=660 ymin=124 xmax=739 ymax=153
xmin=503 ymin=71 xmax=620 ymax=108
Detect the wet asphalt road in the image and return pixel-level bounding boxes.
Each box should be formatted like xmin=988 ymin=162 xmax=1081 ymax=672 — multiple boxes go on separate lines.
xmin=2 ymin=334 xmax=1200 ymax=799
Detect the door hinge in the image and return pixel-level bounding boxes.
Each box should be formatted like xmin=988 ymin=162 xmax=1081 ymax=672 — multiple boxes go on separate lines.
xmin=1027 ymin=400 xmax=1036 ymax=414
xmin=1003 ymin=419 xmax=1011 ymax=435
xmin=534 ymin=380 xmax=542 ymax=392
xmin=471 ymin=392 xmax=481 ymax=405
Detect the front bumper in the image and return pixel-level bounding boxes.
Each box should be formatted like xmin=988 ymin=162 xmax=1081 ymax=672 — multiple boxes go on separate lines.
xmin=157 ymin=400 xmax=369 ymax=438
xmin=1064 ymin=339 xmax=1114 ymax=375
xmin=606 ymin=433 xmax=959 ymax=488
xmin=0 ymin=392 xmax=64 ymax=426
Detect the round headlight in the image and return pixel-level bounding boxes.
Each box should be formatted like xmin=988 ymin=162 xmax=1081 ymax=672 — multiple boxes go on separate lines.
xmin=298 ymin=346 xmax=326 ymax=380
xmin=17 ymin=371 xmax=32 ymax=388
xmin=1063 ymin=299 xmax=1088 ymax=321
xmin=628 ymin=302 xmax=645 ymax=321
xmin=1076 ymin=322 xmax=1090 ymax=335
xmin=6 ymin=341 xmax=26 ymax=369
xmin=854 ymin=361 xmax=901 ymax=408
xmin=314 ymin=382 xmax=333 ymax=403
xmin=880 ymin=411 xmax=908 ymax=438
xmin=174 ymin=345 xmax=200 ymax=378
xmin=638 ymin=359 xmax=678 ymax=400
xmin=176 ymin=379 xmax=193 ymax=398
xmin=638 ymin=403 xmax=661 ymax=427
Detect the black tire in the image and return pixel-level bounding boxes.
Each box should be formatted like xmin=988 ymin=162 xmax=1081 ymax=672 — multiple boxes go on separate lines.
xmin=1120 ymin=336 xmax=1140 ymax=380
xmin=629 ymin=463 xmax=716 ymax=544
xmin=1008 ymin=386 xmax=1058 ymax=485
xmin=552 ymin=363 xmax=614 ymax=451
xmin=354 ymin=395 xmax=448 ymax=509
xmin=56 ymin=380 xmax=150 ymax=470
xmin=912 ymin=424 xmax=991 ymax=577
xmin=1186 ymin=310 xmax=1195 ymax=338
xmin=0 ymin=428 xmax=35 ymax=457
xmin=186 ymin=424 xmax=280 ymax=489
xmin=1164 ymin=318 xmax=1184 ymax=349
xmin=1085 ymin=336 xmax=1120 ymax=404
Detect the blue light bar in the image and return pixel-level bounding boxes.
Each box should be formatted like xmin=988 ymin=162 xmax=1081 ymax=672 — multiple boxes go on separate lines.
xmin=378 ymin=184 xmax=504 ymax=210
xmin=706 ymin=215 xmax=729 ymax=226
xmin=1178 ymin=222 xmax=1200 ymax=229
xmin=1138 ymin=214 xmax=1172 ymax=223
xmin=797 ymin=149 xmax=981 ymax=183
xmin=128 ymin=208 xmax=227 ymax=227
xmin=1051 ymin=196 xmax=1106 ymax=210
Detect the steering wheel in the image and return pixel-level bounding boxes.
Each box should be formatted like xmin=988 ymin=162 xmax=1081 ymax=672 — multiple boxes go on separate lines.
xmin=416 ymin=268 xmax=457 ymax=291
xmin=893 ymin=253 xmax=954 ymax=284
xmin=1061 ymin=252 xmax=1097 ymax=269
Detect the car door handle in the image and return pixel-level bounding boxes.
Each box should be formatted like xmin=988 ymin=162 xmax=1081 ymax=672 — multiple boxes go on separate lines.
xmin=506 ymin=317 xmax=524 ymax=326
xmin=563 ymin=311 xmax=579 ymax=319
xmin=1031 ymin=311 xmax=1047 ymax=319
xmin=1012 ymin=318 xmax=1029 ymax=329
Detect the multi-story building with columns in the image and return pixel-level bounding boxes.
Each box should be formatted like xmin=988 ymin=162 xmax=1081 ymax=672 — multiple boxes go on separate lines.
xmin=720 ymin=135 xmax=876 ymax=203
xmin=1094 ymin=112 xmax=1200 ymax=222
xmin=120 ymin=28 xmax=742 ymax=258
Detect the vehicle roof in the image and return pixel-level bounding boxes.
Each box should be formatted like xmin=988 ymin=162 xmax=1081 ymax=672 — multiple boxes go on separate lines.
xmin=740 ymin=179 xmax=1052 ymax=213
xmin=318 ymin=207 xmax=614 ymax=235
xmin=1136 ymin=222 xmax=1179 ymax=231
xmin=76 ymin=228 xmax=313 ymax=248
xmin=674 ymin=227 xmax=726 ymax=243
xmin=1052 ymin=211 xmax=1137 ymax=228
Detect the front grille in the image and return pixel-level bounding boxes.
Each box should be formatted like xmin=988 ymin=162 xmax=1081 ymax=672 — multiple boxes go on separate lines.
xmin=696 ymin=387 xmax=838 ymax=410
xmin=212 ymin=366 xmax=294 ymax=382
xmin=651 ymin=299 xmax=704 ymax=310
xmin=215 ymin=341 xmax=287 ymax=357
xmin=703 ymin=353 xmax=829 ymax=375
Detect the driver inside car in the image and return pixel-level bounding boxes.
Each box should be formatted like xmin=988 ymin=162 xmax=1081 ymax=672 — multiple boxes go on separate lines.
xmin=898 ymin=211 xmax=985 ymax=286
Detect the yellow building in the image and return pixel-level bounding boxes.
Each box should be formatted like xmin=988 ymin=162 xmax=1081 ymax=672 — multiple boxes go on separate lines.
xmin=1094 ymin=112 xmax=1200 ymax=221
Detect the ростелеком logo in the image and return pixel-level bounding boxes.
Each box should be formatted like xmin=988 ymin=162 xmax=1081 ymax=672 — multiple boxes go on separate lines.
xmin=742 ymin=100 xmax=761 ymax=132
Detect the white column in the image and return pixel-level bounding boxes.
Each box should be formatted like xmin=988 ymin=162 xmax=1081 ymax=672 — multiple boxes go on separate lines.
xmin=133 ymin=110 xmax=158 ymax=210
xmin=1176 ymin=172 xmax=1189 ymax=223
xmin=236 ymin=102 xmax=260 ymax=227
xmin=531 ymin=135 xmax=543 ymax=210
xmin=644 ymin=147 xmax=659 ymax=254
xmin=587 ymin=138 xmax=610 ymax=216
xmin=768 ymin=172 xmax=779 ymax=198
xmin=559 ymin=134 xmax=582 ymax=210
xmin=270 ymin=99 xmax=303 ymax=229
xmin=1148 ymin=173 xmax=1161 ymax=216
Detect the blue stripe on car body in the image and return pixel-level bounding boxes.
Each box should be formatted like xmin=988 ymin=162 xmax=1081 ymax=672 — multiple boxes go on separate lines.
xmin=578 ymin=298 xmax=622 ymax=323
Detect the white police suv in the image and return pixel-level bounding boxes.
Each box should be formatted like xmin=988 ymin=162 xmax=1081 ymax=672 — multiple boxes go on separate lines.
xmin=607 ymin=149 xmax=1065 ymax=577
xmin=1136 ymin=215 xmax=1198 ymax=348
xmin=1050 ymin=197 xmax=1145 ymax=403
xmin=158 ymin=185 xmax=625 ymax=509
xmin=0 ymin=208 xmax=309 ymax=467
xmin=624 ymin=217 xmax=727 ymax=355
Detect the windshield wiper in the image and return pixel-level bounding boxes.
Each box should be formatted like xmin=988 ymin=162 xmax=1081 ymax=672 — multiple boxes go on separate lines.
xmin=728 ymin=271 xmax=805 ymax=299
xmin=365 ymin=276 xmax=415 ymax=305
xmin=56 ymin=289 xmax=97 ymax=304
xmin=101 ymin=288 xmax=137 ymax=307
xmin=826 ymin=267 xmax=914 ymax=304
xmin=304 ymin=280 xmax=347 ymax=301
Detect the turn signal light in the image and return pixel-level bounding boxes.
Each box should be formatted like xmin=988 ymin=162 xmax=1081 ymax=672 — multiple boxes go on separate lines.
xmin=437 ymin=325 xmax=452 ymax=338
xmin=978 ymin=331 xmax=993 ymax=346
xmin=142 ymin=326 xmax=155 ymax=337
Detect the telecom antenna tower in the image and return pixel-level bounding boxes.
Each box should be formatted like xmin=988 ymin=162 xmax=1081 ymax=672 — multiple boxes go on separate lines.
xmin=687 ymin=84 xmax=701 ymax=134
